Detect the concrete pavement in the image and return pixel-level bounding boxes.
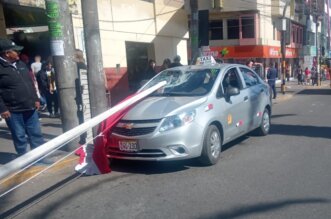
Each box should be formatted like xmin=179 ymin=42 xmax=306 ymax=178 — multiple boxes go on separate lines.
xmin=0 ymin=112 xmax=78 ymax=189
xmin=1 ymin=80 xmax=331 ymax=218
xmin=0 ymin=79 xmax=329 ymax=202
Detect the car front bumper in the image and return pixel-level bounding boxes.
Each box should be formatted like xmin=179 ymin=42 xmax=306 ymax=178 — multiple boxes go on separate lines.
xmin=108 ymin=122 xmax=204 ymax=161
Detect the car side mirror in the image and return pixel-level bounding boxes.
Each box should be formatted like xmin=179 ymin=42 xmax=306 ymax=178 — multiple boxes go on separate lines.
xmin=227 ymin=87 xmax=240 ymax=97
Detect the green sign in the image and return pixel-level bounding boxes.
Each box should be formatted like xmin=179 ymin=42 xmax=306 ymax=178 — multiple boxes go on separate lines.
xmin=45 ymin=1 xmax=62 ymax=39
xmin=46 ymin=1 xmax=60 ymax=19
xmin=48 ymin=21 xmax=63 ymax=38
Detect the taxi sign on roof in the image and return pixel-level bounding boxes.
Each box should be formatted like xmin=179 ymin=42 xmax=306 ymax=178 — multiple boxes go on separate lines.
xmin=196 ymin=56 xmax=217 ymax=65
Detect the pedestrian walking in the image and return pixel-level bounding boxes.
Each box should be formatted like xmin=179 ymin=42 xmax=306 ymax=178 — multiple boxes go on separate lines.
xmin=304 ymin=67 xmax=310 ymax=85
xmin=311 ymin=66 xmax=317 ymax=86
xmin=37 ymin=61 xmax=59 ymax=118
xmin=267 ymin=62 xmax=278 ymax=99
xmin=0 ymin=38 xmax=44 ymax=156
xmin=286 ymin=64 xmax=290 ymax=82
xmin=296 ymin=65 xmax=303 ymax=85
xmin=74 ymin=49 xmax=87 ymax=148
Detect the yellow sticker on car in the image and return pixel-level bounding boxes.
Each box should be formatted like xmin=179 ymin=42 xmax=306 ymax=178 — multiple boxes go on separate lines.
xmin=227 ymin=114 xmax=232 ymax=125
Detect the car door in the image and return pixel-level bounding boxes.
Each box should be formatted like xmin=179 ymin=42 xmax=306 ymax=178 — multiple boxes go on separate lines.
xmin=238 ymin=67 xmax=266 ymax=132
xmin=216 ymin=67 xmax=250 ymax=143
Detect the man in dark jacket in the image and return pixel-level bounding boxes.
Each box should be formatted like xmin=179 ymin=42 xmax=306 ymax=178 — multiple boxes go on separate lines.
xmin=267 ymin=62 xmax=278 ymax=99
xmin=0 ymin=38 xmax=44 ymax=155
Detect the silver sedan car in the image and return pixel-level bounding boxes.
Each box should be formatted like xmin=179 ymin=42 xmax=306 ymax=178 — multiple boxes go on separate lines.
xmin=108 ymin=63 xmax=272 ymax=165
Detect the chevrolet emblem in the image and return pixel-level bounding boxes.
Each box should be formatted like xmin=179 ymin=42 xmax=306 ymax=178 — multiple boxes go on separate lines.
xmin=123 ymin=123 xmax=134 ymax=129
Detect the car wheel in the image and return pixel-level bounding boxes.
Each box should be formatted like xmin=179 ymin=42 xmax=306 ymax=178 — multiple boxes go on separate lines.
xmin=255 ymin=108 xmax=270 ymax=136
xmin=199 ymin=125 xmax=222 ymax=166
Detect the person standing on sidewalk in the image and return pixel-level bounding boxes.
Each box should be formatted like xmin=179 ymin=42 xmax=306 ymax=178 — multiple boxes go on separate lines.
xmin=31 ymin=55 xmax=46 ymax=110
xmin=267 ymin=62 xmax=278 ymax=99
xmin=37 ymin=61 xmax=59 ymax=118
xmin=0 ymin=38 xmax=44 ymax=156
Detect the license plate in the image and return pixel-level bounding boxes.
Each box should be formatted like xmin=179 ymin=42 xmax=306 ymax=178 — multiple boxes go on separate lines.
xmin=118 ymin=140 xmax=139 ymax=152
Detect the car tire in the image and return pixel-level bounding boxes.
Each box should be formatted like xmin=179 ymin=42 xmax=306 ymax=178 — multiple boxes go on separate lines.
xmin=255 ymin=108 xmax=270 ymax=136
xmin=199 ymin=125 xmax=222 ymax=166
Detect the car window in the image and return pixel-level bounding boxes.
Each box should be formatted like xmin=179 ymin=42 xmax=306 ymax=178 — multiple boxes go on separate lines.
xmin=217 ymin=67 xmax=242 ymax=97
xmin=140 ymin=68 xmax=220 ymax=97
xmin=239 ymin=67 xmax=260 ymax=88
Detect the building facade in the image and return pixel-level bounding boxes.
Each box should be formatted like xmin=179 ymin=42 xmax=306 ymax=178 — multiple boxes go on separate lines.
xmin=0 ymin=0 xmax=189 ymax=104
xmin=193 ymin=0 xmax=306 ymax=77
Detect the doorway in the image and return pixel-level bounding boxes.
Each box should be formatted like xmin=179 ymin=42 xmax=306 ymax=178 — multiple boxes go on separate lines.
xmin=125 ymin=41 xmax=154 ymax=92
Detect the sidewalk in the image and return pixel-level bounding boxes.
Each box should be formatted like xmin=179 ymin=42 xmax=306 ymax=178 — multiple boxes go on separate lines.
xmin=0 ymin=112 xmax=80 ymax=189
xmin=0 ymin=112 xmax=64 ymax=166
xmin=274 ymin=79 xmax=330 ymax=103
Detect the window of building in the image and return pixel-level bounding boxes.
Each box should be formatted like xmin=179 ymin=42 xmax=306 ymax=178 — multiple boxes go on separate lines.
xmin=227 ymin=19 xmax=239 ymax=39
xmin=291 ymin=24 xmax=303 ymax=44
xmin=241 ymin=16 xmax=255 ymax=38
xmin=209 ymin=20 xmax=223 ymax=40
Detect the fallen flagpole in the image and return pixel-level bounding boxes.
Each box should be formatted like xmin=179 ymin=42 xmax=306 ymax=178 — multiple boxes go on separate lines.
xmin=0 ymin=81 xmax=166 ymax=180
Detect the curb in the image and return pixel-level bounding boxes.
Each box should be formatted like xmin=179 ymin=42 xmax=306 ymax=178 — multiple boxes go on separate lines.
xmin=1 ymin=155 xmax=78 ymax=190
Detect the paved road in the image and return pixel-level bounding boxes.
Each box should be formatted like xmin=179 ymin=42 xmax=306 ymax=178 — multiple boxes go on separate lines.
xmin=1 ymin=86 xmax=331 ymax=219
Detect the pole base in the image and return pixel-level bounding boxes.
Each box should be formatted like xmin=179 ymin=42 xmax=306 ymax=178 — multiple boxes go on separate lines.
xmin=281 ymin=84 xmax=286 ymax=94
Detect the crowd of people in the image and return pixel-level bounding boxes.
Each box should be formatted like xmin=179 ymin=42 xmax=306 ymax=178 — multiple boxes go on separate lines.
xmin=295 ymin=65 xmax=328 ymax=86
xmin=0 ymin=38 xmax=87 ymax=157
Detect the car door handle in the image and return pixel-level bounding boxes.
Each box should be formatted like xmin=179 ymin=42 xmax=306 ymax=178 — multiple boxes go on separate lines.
xmin=244 ymin=96 xmax=249 ymax=102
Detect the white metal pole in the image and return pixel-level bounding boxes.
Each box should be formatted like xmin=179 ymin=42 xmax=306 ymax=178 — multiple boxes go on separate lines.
xmin=0 ymin=81 xmax=166 ymax=180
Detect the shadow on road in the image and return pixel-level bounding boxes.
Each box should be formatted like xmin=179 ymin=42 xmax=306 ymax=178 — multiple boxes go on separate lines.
xmin=41 ymin=123 xmax=62 ymax=128
xmin=0 ymin=152 xmax=17 ymax=164
xmin=0 ymin=172 xmax=131 ymax=219
xmin=271 ymin=114 xmax=296 ymax=119
xmin=297 ymin=89 xmax=331 ymax=95
xmin=270 ymin=124 xmax=331 ymax=139
xmin=199 ymin=198 xmax=329 ymax=219
xmin=110 ymin=159 xmax=193 ymax=174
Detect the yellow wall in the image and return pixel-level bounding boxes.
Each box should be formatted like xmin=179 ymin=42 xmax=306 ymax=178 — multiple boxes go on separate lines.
xmin=72 ymin=0 xmax=189 ymax=68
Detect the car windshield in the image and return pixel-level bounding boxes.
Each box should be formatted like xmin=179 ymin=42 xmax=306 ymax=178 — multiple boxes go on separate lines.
xmin=140 ymin=68 xmax=220 ymax=96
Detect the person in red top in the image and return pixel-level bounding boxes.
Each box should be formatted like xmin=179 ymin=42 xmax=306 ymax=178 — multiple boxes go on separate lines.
xmin=304 ymin=67 xmax=310 ymax=85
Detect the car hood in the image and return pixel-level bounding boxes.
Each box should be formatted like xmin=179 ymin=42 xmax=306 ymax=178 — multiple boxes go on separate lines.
xmin=123 ymin=96 xmax=207 ymax=120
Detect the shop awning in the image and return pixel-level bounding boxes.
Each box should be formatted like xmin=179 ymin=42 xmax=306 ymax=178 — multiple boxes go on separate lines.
xmin=3 ymin=4 xmax=47 ymax=28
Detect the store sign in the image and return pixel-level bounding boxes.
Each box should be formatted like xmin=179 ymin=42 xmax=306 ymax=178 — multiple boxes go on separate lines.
xmin=207 ymin=45 xmax=299 ymax=59
xmin=269 ymin=47 xmax=280 ymax=57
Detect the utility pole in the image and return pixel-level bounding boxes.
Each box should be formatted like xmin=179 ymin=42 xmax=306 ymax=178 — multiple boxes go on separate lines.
xmin=280 ymin=1 xmax=290 ymax=94
xmin=190 ymin=0 xmax=199 ymax=63
xmin=81 ymin=0 xmax=108 ymax=135
xmin=45 ymin=0 xmax=79 ymax=151
xmin=315 ymin=15 xmax=320 ymax=86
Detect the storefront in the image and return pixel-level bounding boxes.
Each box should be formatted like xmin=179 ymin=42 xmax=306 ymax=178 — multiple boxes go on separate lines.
xmin=202 ymin=45 xmax=301 ymax=77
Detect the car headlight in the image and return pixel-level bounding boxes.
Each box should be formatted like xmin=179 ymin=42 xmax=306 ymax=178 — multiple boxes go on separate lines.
xmin=159 ymin=110 xmax=196 ymax=132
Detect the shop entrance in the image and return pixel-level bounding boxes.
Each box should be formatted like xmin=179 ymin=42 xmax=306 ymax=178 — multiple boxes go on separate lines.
xmin=125 ymin=41 xmax=154 ymax=92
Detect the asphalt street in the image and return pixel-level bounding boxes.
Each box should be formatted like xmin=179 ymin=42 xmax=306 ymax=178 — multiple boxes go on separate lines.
xmin=1 ymin=86 xmax=331 ymax=219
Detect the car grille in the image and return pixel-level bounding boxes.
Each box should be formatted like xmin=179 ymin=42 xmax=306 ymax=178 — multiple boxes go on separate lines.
xmin=108 ymin=148 xmax=166 ymax=158
xmin=112 ymin=127 xmax=156 ymax=136
xmin=112 ymin=119 xmax=162 ymax=136
xmin=120 ymin=119 xmax=162 ymax=123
